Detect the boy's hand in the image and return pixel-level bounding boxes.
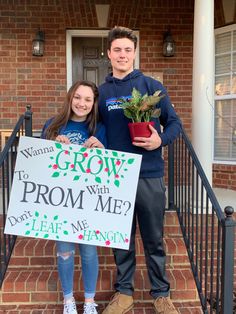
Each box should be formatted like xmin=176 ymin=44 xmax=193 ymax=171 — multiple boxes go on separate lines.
xmin=132 ymin=124 xmax=162 ymax=151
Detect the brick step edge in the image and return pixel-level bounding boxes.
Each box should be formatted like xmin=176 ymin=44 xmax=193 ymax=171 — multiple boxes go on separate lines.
xmin=1 ymin=267 xmax=198 ymax=301
xmin=0 ymin=300 xmax=203 ymax=314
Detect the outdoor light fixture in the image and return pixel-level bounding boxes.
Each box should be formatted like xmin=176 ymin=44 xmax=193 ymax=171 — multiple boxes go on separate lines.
xmin=32 ymin=29 xmax=45 ymax=56
xmin=163 ymin=29 xmax=175 ymax=57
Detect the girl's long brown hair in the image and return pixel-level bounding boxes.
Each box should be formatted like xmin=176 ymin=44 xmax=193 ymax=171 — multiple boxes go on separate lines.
xmin=45 ymin=80 xmax=99 ymax=140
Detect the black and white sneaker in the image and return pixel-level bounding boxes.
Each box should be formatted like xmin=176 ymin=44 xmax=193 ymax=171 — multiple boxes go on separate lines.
xmin=83 ymin=302 xmax=98 ymax=314
xmin=63 ymin=297 xmax=78 ymax=314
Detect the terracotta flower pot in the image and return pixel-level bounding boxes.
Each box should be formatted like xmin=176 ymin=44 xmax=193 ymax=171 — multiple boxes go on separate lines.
xmin=128 ymin=121 xmax=155 ymax=142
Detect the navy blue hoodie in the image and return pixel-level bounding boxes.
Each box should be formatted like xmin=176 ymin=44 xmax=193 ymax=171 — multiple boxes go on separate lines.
xmin=98 ymin=69 xmax=181 ymax=178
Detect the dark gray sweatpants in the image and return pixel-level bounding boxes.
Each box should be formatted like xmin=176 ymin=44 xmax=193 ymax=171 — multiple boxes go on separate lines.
xmin=113 ymin=177 xmax=170 ymax=298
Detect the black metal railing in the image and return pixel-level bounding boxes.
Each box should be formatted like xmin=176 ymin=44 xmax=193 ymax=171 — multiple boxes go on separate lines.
xmin=0 ymin=105 xmax=32 ymax=288
xmin=168 ymin=128 xmax=235 ymax=314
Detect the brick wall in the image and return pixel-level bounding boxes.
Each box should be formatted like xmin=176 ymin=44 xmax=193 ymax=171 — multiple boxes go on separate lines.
xmin=0 ymin=0 xmax=235 ymax=190
xmin=213 ymin=164 xmax=236 ymax=190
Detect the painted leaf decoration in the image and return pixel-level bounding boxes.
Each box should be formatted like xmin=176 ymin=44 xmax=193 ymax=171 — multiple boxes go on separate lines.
xmin=127 ymin=158 xmax=134 ymax=164
xmin=95 ymin=176 xmax=102 ymax=183
xmin=73 ymin=175 xmax=80 ymax=181
xmin=35 ymin=211 xmax=39 ymax=217
xmin=52 ymin=172 xmax=60 ymax=177
xmin=112 ymin=151 xmax=118 ymax=157
xmin=80 ymin=147 xmax=87 ymax=152
xmin=96 ymin=149 xmax=102 ymax=155
xmin=54 ymin=216 xmax=59 ymax=220
xmin=25 ymin=230 xmax=30 ymax=235
xmin=44 ymin=234 xmax=49 ymax=238
xmin=114 ymin=179 xmax=120 ymax=187
xmin=55 ymin=143 xmax=62 ymax=149
xmin=63 ymin=230 xmax=69 ymax=235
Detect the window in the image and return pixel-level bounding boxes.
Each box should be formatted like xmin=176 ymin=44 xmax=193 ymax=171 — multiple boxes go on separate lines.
xmin=214 ymin=24 xmax=236 ymax=163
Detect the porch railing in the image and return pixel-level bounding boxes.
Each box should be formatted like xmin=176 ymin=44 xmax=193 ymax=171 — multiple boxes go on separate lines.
xmin=168 ymin=128 xmax=235 ymax=314
xmin=0 ymin=105 xmax=32 ymax=288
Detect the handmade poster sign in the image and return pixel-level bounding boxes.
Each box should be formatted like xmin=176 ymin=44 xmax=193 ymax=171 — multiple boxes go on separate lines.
xmin=4 ymin=136 xmax=142 ymax=249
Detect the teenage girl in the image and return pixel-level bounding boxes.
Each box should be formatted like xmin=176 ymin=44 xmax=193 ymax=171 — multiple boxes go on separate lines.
xmin=42 ymin=80 xmax=106 ymax=314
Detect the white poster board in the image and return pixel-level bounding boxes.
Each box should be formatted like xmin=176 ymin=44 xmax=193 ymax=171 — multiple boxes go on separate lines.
xmin=4 ymin=136 xmax=142 ymax=249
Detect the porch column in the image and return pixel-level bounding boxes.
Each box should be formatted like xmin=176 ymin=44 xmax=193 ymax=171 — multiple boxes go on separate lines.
xmin=192 ymin=0 xmax=214 ymax=185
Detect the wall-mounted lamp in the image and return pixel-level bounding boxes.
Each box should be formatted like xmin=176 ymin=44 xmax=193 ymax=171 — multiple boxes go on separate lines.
xmin=163 ymin=29 xmax=175 ymax=57
xmin=32 ymin=29 xmax=45 ymax=56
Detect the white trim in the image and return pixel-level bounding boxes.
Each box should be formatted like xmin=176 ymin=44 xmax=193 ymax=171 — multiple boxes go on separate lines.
xmin=215 ymin=94 xmax=236 ymax=100
xmin=213 ymin=160 xmax=236 ymax=165
xmin=66 ymin=29 xmax=140 ymax=90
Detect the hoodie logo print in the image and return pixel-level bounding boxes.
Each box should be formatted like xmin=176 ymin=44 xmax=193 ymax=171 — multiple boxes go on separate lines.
xmin=106 ymin=96 xmax=132 ymax=112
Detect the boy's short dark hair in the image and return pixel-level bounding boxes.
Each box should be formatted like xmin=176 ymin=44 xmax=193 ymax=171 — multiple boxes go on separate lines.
xmin=107 ymin=26 xmax=137 ymax=50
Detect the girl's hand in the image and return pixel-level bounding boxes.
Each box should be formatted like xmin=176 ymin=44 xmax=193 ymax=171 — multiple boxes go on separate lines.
xmin=84 ymin=136 xmax=104 ymax=148
xmin=55 ymin=135 xmax=71 ymax=144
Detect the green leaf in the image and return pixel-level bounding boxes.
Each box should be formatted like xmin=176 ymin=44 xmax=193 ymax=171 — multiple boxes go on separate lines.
xmin=114 ymin=179 xmax=120 ymax=187
xmin=112 ymin=151 xmax=118 ymax=157
xmin=55 ymin=143 xmax=62 ymax=149
xmin=127 ymin=158 xmax=134 ymax=164
xmin=44 ymin=234 xmax=49 ymax=238
xmin=80 ymin=147 xmax=87 ymax=152
xmin=63 ymin=230 xmax=69 ymax=235
xmin=53 ymin=215 xmax=59 ymax=220
xmin=25 ymin=230 xmax=30 ymax=235
xmin=95 ymin=176 xmax=101 ymax=183
xmin=96 ymin=149 xmax=102 ymax=155
xmin=52 ymin=172 xmax=60 ymax=177
xmin=35 ymin=211 xmax=39 ymax=217
xmin=73 ymin=175 xmax=80 ymax=181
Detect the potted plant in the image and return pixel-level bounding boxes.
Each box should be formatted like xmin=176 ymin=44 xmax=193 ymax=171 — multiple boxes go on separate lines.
xmin=118 ymin=87 xmax=165 ymax=141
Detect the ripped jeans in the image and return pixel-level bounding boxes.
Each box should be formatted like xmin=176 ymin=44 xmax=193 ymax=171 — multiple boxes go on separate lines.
xmin=56 ymin=241 xmax=98 ymax=300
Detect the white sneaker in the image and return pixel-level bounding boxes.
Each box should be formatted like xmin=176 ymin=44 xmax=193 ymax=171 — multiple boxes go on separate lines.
xmin=83 ymin=302 xmax=98 ymax=314
xmin=63 ymin=297 xmax=78 ymax=314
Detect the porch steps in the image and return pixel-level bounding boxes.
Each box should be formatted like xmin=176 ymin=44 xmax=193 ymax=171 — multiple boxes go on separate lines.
xmin=0 ymin=212 xmax=203 ymax=313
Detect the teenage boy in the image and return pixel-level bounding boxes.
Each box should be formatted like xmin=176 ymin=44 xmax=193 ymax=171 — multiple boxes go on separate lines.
xmin=98 ymin=26 xmax=181 ymax=314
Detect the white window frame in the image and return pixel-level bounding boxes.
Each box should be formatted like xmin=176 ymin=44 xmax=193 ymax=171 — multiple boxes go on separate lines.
xmin=214 ymin=24 xmax=236 ymax=165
